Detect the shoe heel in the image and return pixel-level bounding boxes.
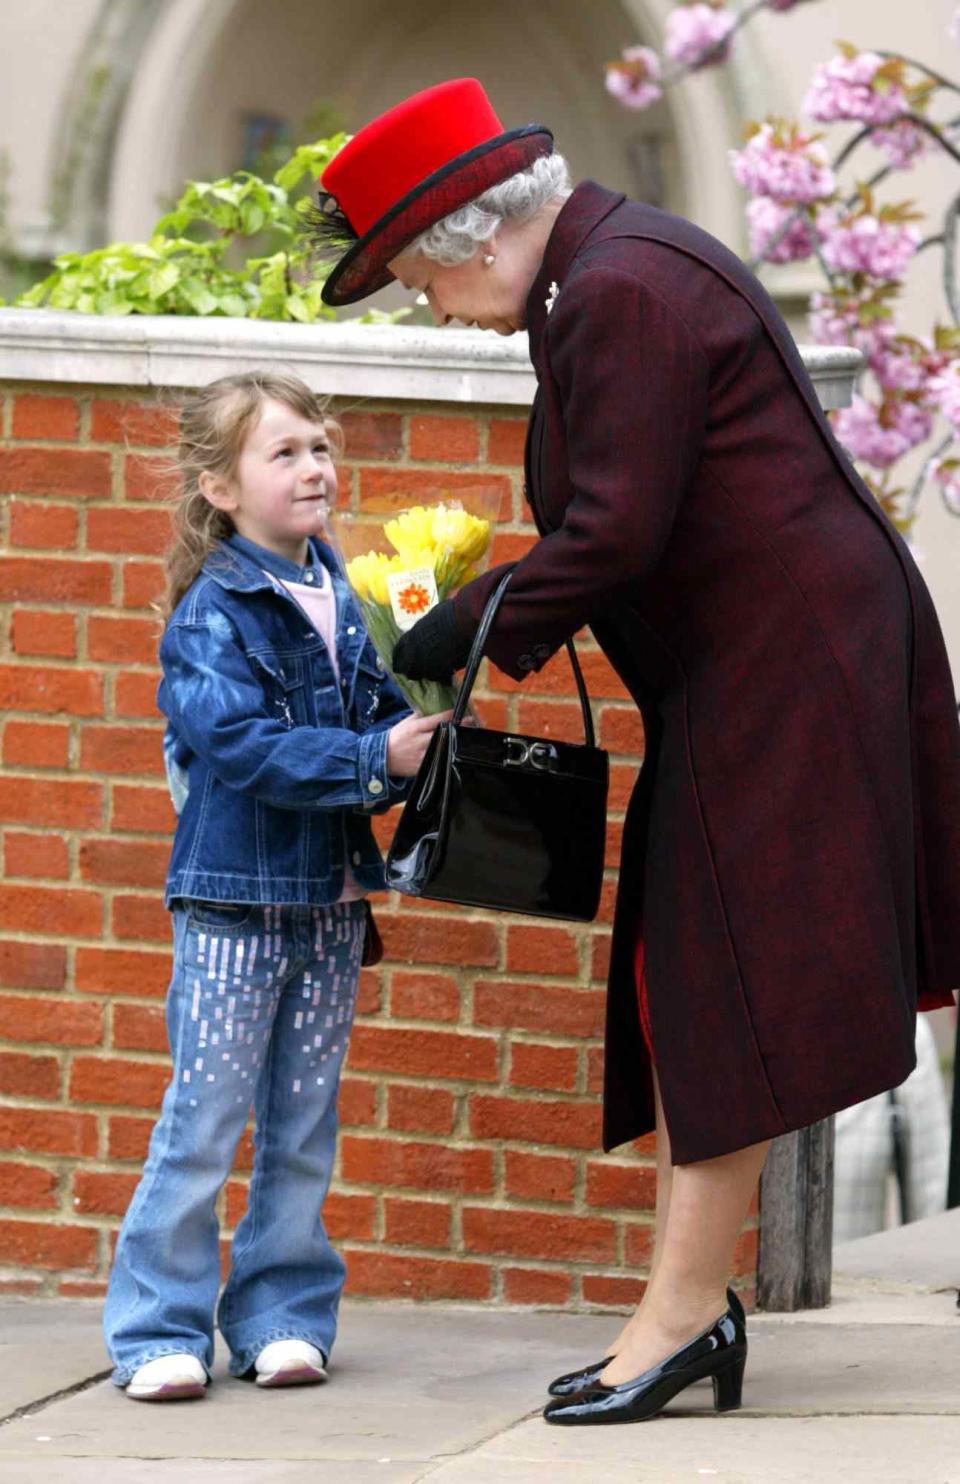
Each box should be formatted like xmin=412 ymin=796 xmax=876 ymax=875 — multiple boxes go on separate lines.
xmin=712 ymin=1354 xmax=745 ymax=1412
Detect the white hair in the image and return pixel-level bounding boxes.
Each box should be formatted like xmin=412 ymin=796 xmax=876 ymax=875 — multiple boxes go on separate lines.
xmin=410 ymin=152 xmax=572 ymax=267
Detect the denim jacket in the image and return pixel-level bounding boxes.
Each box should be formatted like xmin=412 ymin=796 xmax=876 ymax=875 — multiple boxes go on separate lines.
xmin=159 ymin=532 xmax=412 ymax=906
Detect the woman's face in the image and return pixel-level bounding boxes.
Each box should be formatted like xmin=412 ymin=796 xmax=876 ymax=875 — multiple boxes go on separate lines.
xmin=388 ymin=216 xmax=554 ymax=335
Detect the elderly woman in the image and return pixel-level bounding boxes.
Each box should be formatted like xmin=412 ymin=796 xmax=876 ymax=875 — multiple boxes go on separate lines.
xmin=313 ymin=79 xmax=960 ymax=1425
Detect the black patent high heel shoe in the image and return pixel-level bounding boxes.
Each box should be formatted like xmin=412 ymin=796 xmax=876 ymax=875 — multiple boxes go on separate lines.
xmin=546 ymin=1286 xmax=745 ymax=1399
xmin=542 ymin=1292 xmax=746 ymax=1426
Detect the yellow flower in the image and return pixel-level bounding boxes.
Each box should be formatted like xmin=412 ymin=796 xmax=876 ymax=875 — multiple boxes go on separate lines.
xmin=431 ymin=506 xmax=490 ymax=565
xmin=345 ymin=553 xmax=371 ymax=600
xmin=347 ymin=551 xmax=403 ymax=605
xmin=384 ymin=506 xmax=437 ymax=565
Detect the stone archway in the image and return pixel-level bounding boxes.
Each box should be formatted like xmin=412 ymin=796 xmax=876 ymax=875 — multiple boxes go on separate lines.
xmin=107 ymin=0 xmax=243 ymax=242
xmin=107 ymin=0 xmax=791 ymax=278
xmin=45 ymin=0 xmax=167 ymax=253
xmin=108 ymin=0 xmax=695 ymax=245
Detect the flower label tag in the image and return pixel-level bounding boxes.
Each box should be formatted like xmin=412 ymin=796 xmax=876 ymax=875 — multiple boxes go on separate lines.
xmin=387 ymin=567 xmax=439 ymax=631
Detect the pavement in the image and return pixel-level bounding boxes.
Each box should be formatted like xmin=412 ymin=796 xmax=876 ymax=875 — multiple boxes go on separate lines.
xmin=1 ymin=1209 xmax=958 ymax=1483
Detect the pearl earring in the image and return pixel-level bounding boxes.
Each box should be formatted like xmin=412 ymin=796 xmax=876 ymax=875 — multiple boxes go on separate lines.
xmin=483 ymin=253 xmax=496 ymax=266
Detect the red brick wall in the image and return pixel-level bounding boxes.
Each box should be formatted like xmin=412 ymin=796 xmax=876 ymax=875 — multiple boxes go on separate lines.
xmin=0 ymin=384 xmax=758 ymax=1304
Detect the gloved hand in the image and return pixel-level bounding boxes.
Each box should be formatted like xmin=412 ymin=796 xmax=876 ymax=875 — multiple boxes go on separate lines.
xmin=392 ymin=599 xmax=473 ymax=681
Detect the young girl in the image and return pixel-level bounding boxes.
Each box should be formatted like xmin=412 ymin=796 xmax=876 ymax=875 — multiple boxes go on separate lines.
xmin=103 ymin=371 xmax=445 ymax=1401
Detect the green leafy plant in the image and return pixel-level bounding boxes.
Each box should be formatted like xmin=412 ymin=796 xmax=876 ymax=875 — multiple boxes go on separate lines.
xmin=9 ymin=132 xmax=407 ymax=325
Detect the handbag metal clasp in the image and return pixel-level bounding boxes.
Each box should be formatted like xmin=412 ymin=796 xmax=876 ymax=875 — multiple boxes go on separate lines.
xmin=504 ymin=737 xmax=559 ymax=772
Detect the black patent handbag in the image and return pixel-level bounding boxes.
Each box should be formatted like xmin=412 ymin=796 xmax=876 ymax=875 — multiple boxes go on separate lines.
xmin=385 ymin=573 xmax=609 ymax=921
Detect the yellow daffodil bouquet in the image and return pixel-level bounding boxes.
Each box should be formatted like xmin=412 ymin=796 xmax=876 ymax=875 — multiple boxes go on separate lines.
xmin=329 ymin=493 xmax=498 ymax=714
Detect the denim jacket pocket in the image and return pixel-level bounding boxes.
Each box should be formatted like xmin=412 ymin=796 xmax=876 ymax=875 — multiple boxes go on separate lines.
xmin=249 ymin=651 xmax=306 ymax=730
xmin=184 ymin=900 xmax=260 ymax=932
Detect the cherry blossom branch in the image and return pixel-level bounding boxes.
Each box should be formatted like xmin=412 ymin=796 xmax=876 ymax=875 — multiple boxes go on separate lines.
xmin=856 ymin=113 xmax=960 ymax=200
xmin=659 ymin=0 xmax=769 ymax=87
xmin=747 ymin=113 xmax=960 ymax=275
xmin=607 ymin=18 xmax=960 ymax=527
xmin=873 ymin=51 xmax=960 ymax=100
xmin=942 ymin=189 xmax=960 ymax=325
xmin=902 ymin=112 xmax=960 ymax=169
xmin=905 ymin=432 xmax=957 ymax=523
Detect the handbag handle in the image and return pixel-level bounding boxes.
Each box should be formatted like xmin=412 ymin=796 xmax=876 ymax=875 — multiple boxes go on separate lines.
xmin=451 ymin=571 xmax=597 ymax=748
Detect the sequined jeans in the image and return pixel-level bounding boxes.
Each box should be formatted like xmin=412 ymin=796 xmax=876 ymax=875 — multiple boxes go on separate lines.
xmin=103 ymin=899 xmax=365 ymax=1385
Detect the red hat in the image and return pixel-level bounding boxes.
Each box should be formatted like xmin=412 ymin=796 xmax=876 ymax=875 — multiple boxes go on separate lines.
xmin=315 ymin=78 xmax=553 ymax=306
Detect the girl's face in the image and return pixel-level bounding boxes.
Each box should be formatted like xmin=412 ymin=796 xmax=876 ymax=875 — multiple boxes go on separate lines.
xmin=203 ymin=397 xmax=338 ymax=563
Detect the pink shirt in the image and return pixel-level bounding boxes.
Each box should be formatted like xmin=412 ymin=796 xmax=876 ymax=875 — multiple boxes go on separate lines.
xmin=265 ymin=565 xmax=364 ymax=903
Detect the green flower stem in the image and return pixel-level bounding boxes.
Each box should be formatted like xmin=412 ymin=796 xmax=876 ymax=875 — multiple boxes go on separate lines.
xmin=354 ymin=597 xmax=459 ymax=716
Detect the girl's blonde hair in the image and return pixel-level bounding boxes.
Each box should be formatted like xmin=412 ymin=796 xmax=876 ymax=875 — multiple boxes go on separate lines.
xmin=162 ymin=370 xmax=341 ymax=619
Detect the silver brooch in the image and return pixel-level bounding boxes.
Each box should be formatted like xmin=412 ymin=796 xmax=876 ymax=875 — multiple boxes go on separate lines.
xmin=545 ymin=281 xmax=560 ymax=314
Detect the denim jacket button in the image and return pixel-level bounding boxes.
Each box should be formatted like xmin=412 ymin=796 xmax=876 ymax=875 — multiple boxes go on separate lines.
xmin=347 ymin=625 xmax=357 ymax=636
xmin=368 ymin=778 xmax=384 ymax=795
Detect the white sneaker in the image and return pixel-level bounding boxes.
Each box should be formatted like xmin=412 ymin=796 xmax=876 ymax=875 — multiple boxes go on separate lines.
xmin=254 ymin=1339 xmax=327 ymax=1388
xmin=126 ymin=1352 xmax=207 ymax=1401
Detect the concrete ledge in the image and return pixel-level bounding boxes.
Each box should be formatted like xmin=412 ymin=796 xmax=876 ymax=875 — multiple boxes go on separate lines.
xmin=0 ymin=308 xmax=862 ymax=409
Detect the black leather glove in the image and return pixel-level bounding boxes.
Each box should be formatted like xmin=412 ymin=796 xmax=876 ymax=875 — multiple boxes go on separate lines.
xmin=392 ymin=599 xmax=473 ymax=681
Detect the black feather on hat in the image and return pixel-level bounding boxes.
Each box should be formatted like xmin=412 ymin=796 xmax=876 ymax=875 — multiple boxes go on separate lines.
xmin=303 ymin=192 xmax=358 ymax=261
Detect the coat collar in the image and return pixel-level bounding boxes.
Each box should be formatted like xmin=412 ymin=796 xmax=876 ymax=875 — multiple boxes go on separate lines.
xmin=204 ymin=532 xmax=338 ymax=593
xmin=525 ymin=180 xmax=626 ymax=363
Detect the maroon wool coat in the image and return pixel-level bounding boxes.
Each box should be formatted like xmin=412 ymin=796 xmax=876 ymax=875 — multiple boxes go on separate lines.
xmin=452 ymin=181 xmax=960 ymax=1165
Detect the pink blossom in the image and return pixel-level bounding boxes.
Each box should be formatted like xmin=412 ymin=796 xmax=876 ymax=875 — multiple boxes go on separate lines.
xmin=889 ymin=398 xmax=934 ymax=448
xmin=730 ymin=122 xmax=835 ymax=204
xmin=809 ymin=290 xmax=899 ymax=360
xmin=804 ymin=51 xmax=909 ymax=127
xmin=833 ymin=393 xmax=931 ymax=469
xmin=820 ymin=213 xmax=920 ymax=282
xmin=870 ymin=339 xmax=949 ymax=402
xmin=664 ymin=4 xmax=736 ymax=70
xmin=766 ymin=0 xmax=815 ymax=9
xmin=871 ymin=120 xmax=930 ymax=170
xmin=746 ymin=198 xmax=818 ymax=263
xmin=605 ymin=46 xmax=663 ymax=111
xmin=871 ymin=345 xmax=932 ymax=394
xmin=928 ymin=361 xmax=960 ymax=433
xmin=929 ymin=459 xmax=960 ymax=514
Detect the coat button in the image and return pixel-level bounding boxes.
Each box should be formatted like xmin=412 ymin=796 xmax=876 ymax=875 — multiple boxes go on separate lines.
xmin=368 ymin=778 xmax=384 ymax=795
xmin=517 ymin=653 xmax=535 ymax=671
xmin=532 ymin=643 xmax=551 ymax=660
xmin=352 ymin=850 xmax=362 ymax=866
xmin=347 ymin=625 xmax=356 ymax=636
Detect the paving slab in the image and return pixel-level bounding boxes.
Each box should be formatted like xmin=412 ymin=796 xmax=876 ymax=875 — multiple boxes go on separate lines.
xmin=833 ymin=1205 xmax=960 ymax=1293
xmin=1 ymin=1246 xmax=958 ymax=1484
xmin=425 ymin=1415 xmax=960 ymax=1484
xmin=0 ymin=1302 xmax=611 ymax=1469
xmin=0 ymin=1298 xmax=109 ymax=1415
xmin=0 ymin=1465 xmax=425 ymax=1484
